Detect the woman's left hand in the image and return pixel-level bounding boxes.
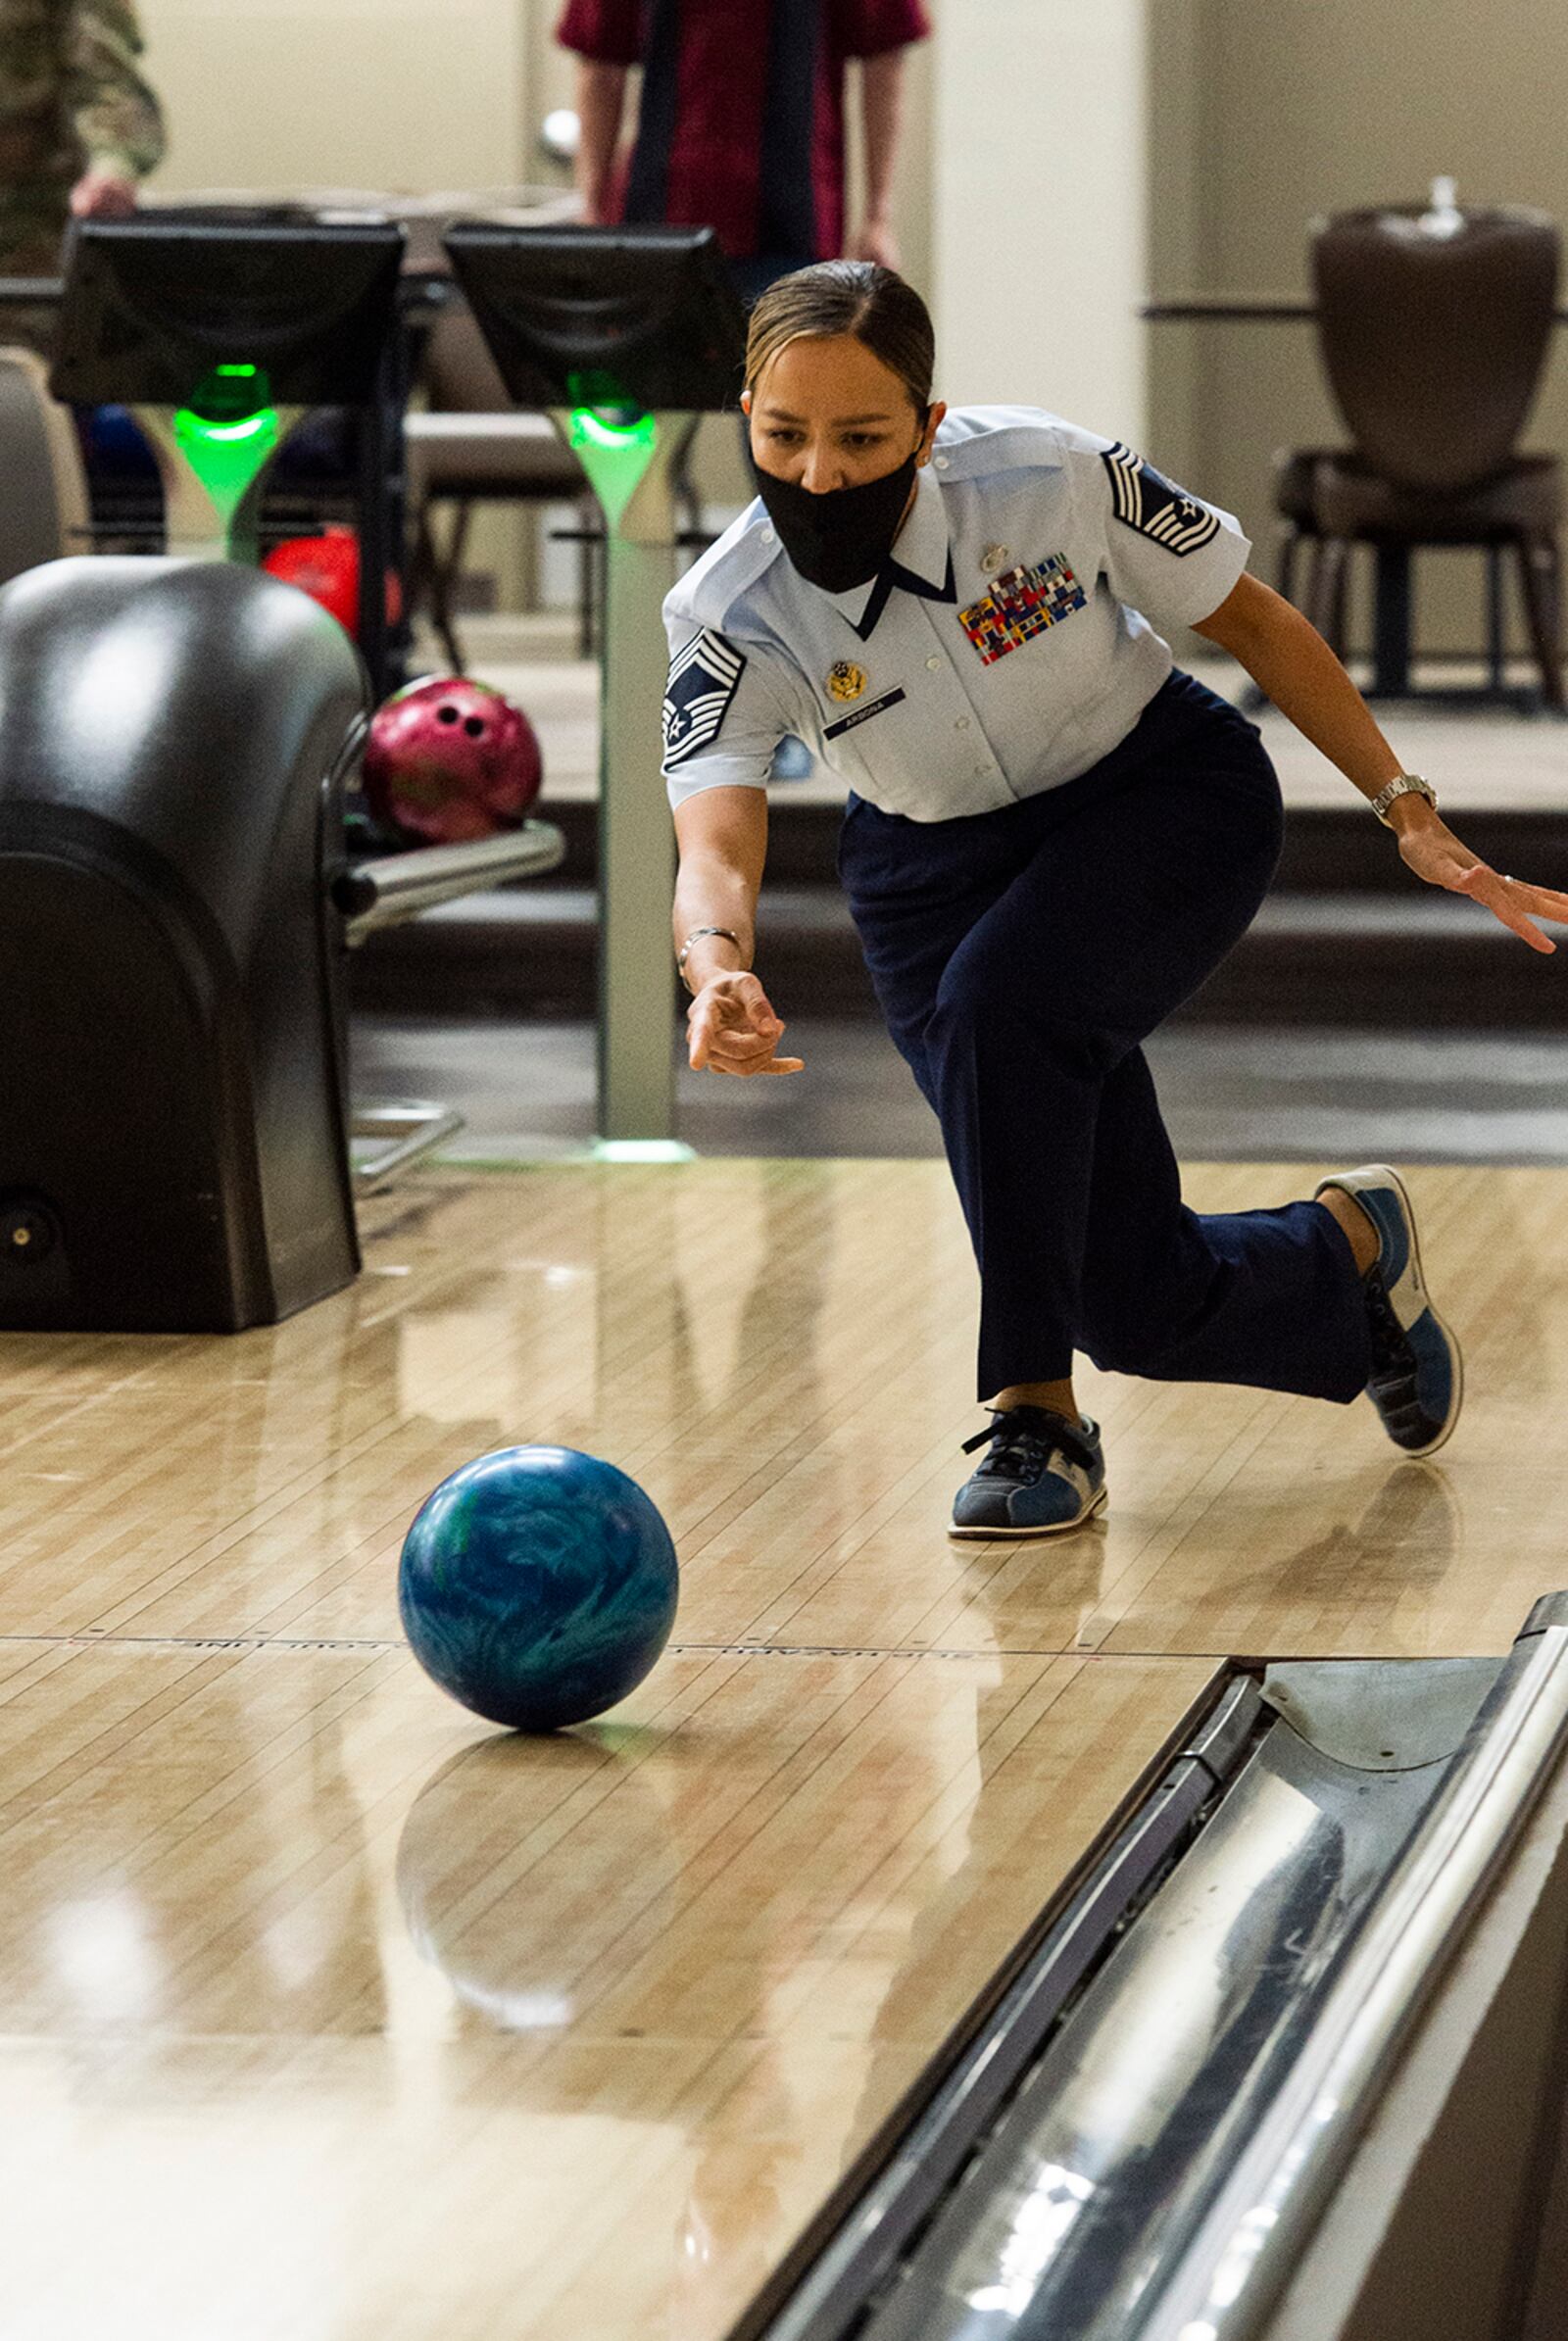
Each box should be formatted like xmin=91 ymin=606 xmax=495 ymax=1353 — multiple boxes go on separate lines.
xmin=1396 ymin=813 xmax=1568 ymax=954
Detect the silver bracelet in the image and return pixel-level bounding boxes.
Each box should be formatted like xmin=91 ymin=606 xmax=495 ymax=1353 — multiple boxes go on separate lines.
xmin=676 ymin=925 xmax=746 ymax=994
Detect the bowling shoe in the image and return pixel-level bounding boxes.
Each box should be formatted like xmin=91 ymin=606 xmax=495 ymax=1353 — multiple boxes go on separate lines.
xmin=950 ymin=1406 xmax=1106 ymax=1538
xmin=1314 ymin=1163 xmax=1463 ymax=1458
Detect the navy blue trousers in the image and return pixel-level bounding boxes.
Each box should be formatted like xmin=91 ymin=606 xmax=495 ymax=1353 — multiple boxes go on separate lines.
xmin=838 ymin=672 xmax=1372 ymax=1405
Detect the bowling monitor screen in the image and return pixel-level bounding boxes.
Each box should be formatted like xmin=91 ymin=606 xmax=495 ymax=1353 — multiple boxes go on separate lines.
xmin=49 ymin=217 xmax=407 ymax=412
xmin=442 ymin=224 xmax=747 ymax=417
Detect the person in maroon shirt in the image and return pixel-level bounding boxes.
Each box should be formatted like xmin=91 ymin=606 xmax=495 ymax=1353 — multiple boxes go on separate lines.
xmin=556 ymin=0 xmax=931 ymax=300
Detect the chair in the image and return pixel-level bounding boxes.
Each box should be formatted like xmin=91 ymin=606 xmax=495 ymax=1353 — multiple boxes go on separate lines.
xmin=405 ymin=295 xmax=598 ymax=668
xmin=0 ymin=346 xmax=90 ymax=585
xmin=1277 ymin=202 xmax=1563 ymax=707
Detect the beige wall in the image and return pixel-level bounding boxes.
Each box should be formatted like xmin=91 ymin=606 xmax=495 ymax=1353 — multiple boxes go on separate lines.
xmin=140 ymin=0 xmax=532 ymax=199
xmin=931 ymin=0 xmax=1147 ymax=440
xmin=1149 ymin=0 xmax=1568 ymax=653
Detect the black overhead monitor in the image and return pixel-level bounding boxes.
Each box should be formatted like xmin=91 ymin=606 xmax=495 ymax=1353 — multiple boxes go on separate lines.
xmin=441 ymin=222 xmax=747 ymax=415
xmin=49 ymin=212 xmax=407 ymax=410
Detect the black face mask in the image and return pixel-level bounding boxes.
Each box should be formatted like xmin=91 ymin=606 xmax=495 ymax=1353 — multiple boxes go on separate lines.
xmin=749 ymin=447 xmax=922 ymax=594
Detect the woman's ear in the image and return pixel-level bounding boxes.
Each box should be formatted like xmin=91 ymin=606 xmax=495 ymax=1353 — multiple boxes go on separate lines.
xmin=916 ymin=400 xmax=948 ymax=465
xmin=740 ymin=389 xmax=753 ymax=417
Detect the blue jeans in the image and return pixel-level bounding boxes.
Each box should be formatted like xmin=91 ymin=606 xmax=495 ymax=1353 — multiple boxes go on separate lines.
xmin=838 ymin=671 xmax=1371 ymax=1403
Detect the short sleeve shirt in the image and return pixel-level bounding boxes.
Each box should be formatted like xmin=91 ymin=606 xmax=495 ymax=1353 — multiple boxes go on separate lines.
xmin=661 ymin=407 xmax=1251 ymax=821
xmin=556 ymin=0 xmax=930 ymax=262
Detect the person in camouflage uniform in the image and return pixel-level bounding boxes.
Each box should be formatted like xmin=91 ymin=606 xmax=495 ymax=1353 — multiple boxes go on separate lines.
xmin=0 ymin=0 xmax=163 ymax=341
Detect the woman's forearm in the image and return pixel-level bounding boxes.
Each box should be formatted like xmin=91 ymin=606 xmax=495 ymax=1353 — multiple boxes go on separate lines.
xmin=672 ymin=788 xmax=769 ymax=991
xmin=672 ymin=862 xmax=757 ymax=990
xmin=1195 ymin=575 xmax=1402 ymax=803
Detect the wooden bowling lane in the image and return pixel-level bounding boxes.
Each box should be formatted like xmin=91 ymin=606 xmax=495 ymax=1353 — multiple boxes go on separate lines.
xmin=0 ymin=1157 xmax=1564 ymax=1662
xmin=0 ymin=1628 xmax=1214 ymax=2340
xmin=1094 ymin=1161 xmax=1567 ymax=1661
xmin=4 ymin=1151 xmax=1567 ymax=2333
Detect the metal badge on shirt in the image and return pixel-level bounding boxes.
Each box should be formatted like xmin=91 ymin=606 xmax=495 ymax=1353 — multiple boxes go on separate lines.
xmin=1101 ymin=443 xmax=1221 ymax=555
xmin=826 ymin=660 xmax=867 ymax=703
xmin=663 ymin=629 xmax=747 ymax=766
xmin=958 ymin=554 xmax=1088 ymax=666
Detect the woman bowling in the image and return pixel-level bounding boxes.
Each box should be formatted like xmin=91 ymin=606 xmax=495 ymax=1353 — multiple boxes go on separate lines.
xmin=662 ymin=262 xmax=1568 ymax=1538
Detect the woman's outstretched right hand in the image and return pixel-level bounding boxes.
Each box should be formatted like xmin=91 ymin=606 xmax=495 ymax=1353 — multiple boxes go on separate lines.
xmin=686 ymin=972 xmax=804 ymax=1077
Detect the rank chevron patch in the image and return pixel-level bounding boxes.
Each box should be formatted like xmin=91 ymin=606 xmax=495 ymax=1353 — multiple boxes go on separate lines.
xmin=662 ymin=630 xmax=748 ymax=766
xmin=1101 ymin=442 xmax=1221 ymax=556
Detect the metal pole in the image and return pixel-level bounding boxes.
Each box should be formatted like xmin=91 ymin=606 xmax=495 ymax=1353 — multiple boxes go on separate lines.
xmin=599 ymin=529 xmax=680 ymax=1140
xmin=559 ymin=407 xmax=700 ymax=1146
xmin=356 ymin=372 xmax=392 ymax=704
xmin=1372 ymin=542 xmax=1413 ymax=696
xmin=359 ymin=287 xmax=423 ymax=705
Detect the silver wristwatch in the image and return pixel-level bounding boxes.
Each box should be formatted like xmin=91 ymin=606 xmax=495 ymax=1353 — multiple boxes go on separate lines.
xmin=1369 ymin=772 xmax=1438 ymax=827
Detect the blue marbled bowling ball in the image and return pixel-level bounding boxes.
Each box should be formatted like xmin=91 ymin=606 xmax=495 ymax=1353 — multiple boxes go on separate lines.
xmin=398 ymin=1446 xmax=679 ymax=1731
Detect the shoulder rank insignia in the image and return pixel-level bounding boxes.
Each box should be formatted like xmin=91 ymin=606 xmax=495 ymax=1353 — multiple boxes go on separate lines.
xmin=826 ymin=660 xmax=866 ymax=704
xmin=958 ymin=555 xmax=1088 ymax=666
xmin=663 ymin=630 xmax=748 ymax=766
xmin=1101 ymin=443 xmax=1221 ymax=556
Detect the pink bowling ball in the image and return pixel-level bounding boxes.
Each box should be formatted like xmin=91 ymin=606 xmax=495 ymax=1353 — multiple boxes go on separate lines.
xmin=363 ymin=676 xmax=543 ymax=845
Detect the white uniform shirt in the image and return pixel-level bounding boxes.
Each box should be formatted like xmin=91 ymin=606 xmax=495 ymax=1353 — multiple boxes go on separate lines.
xmin=661 ymin=406 xmax=1251 ymax=822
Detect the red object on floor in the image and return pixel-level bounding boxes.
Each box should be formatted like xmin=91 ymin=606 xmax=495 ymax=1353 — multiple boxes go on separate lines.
xmin=263 ymin=526 xmax=403 ymax=639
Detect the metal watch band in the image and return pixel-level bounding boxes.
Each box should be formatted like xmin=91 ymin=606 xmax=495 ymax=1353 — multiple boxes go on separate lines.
xmin=676 ymin=926 xmax=744 ymax=994
xmin=1370 ymin=772 xmax=1438 ymax=827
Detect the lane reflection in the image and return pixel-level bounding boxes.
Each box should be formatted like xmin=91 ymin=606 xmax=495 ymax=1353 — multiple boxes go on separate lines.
xmin=392 ymin=1643 xmax=1017 ymax=2341
xmin=396 ymin=1732 xmax=682 ymax=2036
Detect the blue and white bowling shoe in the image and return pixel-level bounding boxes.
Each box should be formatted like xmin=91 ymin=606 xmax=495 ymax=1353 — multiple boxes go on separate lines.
xmin=951 ymin=1407 xmax=1107 ymax=1538
xmin=1313 ymin=1164 xmax=1463 ymax=1457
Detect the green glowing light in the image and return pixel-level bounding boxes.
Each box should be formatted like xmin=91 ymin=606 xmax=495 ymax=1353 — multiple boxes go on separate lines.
xmin=569 ymin=406 xmax=657 ymax=456
xmin=172 ymin=362 xmax=279 ymax=518
xmin=567 ymin=405 xmax=660 ymax=529
xmin=172 ymin=398 xmax=282 ymax=514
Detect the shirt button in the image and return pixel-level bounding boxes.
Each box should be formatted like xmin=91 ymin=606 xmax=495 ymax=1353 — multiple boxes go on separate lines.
xmin=925 ymin=655 xmax=941 ymax=670
xmin=934 ymin=456 xmax=950 ymax=470
xmin=956 ymin=716 xmax=971 ymax=730
xmin=974 ymin=765 xmax=990 ymax=778
xmin=760 ymin=527 xmax=776 ymax=545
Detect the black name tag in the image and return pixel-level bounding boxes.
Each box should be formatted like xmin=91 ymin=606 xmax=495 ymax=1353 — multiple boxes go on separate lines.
xmin=823 ymin=687 xmax=907 ymax=741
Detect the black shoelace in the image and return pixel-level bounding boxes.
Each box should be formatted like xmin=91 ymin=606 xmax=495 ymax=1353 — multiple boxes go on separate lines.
xmin=961 ymin=1405 xmax=1098 ymax=1483
xmin=1363 ymin=1268 xmax=1415 ymax=1382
